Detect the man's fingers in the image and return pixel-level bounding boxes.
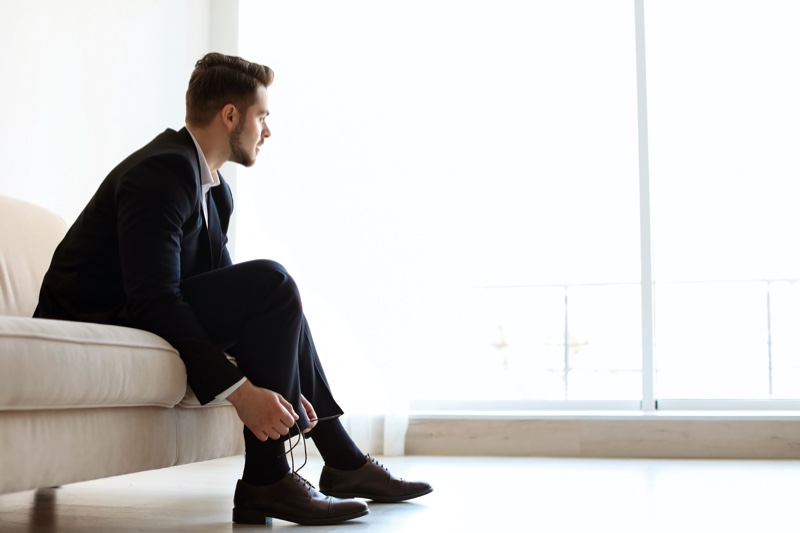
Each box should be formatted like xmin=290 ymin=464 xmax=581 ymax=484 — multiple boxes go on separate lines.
xmin=258 ymin=424 xmax=286 ymax=441
xmin=248 ymin=416 xmax=292 ymax=441
xmin=299 ymin=395 xmax=318 ymax=433
xmin=249 ymin=423 xmax=270 ymax=442
xmin=234 ymin=386 xmax=309 ymax=441
xmin=301 ymin=395 xmax=317 ymax=417
xmin=280 ymin=397 xmax=300 ymax=420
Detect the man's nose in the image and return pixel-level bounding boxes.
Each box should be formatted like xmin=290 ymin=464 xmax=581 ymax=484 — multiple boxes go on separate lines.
xmin=262 ymin=125 xmax=271 ymax=138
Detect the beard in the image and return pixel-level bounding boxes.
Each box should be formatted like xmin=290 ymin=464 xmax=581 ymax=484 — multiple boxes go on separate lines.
xmin=228 ymin=121 xmax=256 ymax=167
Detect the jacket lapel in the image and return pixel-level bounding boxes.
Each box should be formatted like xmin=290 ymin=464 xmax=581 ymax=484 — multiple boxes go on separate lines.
xmin=206 ymin=191 xmax=223 ymax=269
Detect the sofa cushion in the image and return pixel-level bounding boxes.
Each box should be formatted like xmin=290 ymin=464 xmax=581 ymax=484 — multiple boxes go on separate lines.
xmin=0 ymin=316 xmax=187 ymax=410
xmin=0 ymin=195 xmax=68 ymax=317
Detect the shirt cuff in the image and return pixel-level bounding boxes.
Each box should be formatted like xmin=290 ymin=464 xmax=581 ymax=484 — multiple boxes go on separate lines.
xmin=215 ymin=377 xmax=247 ymax=400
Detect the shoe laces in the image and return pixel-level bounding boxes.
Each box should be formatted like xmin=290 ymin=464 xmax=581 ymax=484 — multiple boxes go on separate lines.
xmin=366 ymin=454 xmax=390 ymax=474
xmin=281 ymin=421 xmax=315 ymax=491
xmin=366 ymin=453 xmax=407 ymax=482
xmin=289 ymin=470 xmax=316 ymax=492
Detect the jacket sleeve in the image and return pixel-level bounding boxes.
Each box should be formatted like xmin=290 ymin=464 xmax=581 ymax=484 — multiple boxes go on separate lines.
xmin=114 ymin=154 xmax=244 ymax=404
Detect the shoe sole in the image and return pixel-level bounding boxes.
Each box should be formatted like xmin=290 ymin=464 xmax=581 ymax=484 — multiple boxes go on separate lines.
xmin=322 ymin=486 xmax=434 ymax=503
xmin=232 ymin=506 xmax=369 ymax=525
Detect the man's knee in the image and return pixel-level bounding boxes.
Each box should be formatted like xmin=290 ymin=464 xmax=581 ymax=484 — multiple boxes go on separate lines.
xmin=245 ymin=259 xmax=302 ymax=313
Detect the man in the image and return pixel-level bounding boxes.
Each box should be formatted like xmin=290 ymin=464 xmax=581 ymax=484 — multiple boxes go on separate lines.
xmin=34 ymin=53 xmax=431 ymax=526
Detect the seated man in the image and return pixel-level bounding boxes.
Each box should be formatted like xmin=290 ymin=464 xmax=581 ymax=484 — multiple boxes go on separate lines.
xmin=34 ymin=52 xmax=431 ymax=526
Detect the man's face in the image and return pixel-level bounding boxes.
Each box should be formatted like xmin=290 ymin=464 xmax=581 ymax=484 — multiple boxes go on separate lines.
xmin=229 ymin=85 xmax=270 ymax=167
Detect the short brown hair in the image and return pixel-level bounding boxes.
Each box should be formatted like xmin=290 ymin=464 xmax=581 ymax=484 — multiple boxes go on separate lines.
xmin=185 ymin=53 xmax=274 ymax=126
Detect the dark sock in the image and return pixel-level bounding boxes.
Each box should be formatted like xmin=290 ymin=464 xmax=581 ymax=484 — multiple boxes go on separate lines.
xmin=308 ymin=418 xmax=367 ymax=470
xmin=242 ymin=429 xmax=291 ymax=486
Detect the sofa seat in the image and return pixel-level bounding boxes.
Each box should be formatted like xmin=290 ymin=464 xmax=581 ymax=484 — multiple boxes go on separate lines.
xmin=0 ymin=316 xmax=186 ymax=410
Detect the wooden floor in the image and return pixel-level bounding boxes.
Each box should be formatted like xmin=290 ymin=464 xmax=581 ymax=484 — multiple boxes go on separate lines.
xmin=1 ymin=454 xmax=799 ymax=532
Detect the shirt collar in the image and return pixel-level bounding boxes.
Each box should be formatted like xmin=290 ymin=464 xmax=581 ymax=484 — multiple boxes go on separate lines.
xmin=185 ymin=127 xmax=221 ymax=192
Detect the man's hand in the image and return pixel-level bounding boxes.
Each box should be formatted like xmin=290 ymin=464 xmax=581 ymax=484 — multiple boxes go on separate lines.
xmin=227 ymin=380 xmax=299 ymax=441
xmin=300 ymin=394 xmax=318 ymax=434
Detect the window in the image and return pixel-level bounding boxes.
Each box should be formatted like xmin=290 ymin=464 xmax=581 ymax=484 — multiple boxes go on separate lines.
xmin=647 ymin=0 xmax=800 ymax=401
xmin=236 ymin=1 xmax=800 ymax=410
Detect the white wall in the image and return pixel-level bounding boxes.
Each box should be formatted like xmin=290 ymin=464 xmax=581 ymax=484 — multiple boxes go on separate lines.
xmin=0 ymin=0 xmax=223 ymax=224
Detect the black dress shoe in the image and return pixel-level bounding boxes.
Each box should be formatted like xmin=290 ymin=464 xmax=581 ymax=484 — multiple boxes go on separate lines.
xmin=232 ymin=473 xmax=369 ymax=525
xmin=319 ymin=455 xmax=433 ymax=503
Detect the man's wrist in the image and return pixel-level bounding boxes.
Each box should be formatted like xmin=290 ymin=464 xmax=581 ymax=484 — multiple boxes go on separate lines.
xmin=216 ymin=377 xmax=248 ymax=402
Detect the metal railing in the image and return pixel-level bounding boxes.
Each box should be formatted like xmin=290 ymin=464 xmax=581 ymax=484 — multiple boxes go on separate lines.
xmin=474 ymin=277 xmax=800 ymax=406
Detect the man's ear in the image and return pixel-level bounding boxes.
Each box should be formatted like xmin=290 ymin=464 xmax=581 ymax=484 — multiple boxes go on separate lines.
xmin=221 ymin=103 xmax=238 ymax=131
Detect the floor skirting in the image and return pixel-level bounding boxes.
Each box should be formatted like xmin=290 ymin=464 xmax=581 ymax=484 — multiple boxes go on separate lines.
xmin=405 ymin=413 xmax=800 ymax=459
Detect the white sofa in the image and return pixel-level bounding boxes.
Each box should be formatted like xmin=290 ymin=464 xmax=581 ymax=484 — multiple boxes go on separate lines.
xmin=0 ymin=195 xmax=244 ymax=495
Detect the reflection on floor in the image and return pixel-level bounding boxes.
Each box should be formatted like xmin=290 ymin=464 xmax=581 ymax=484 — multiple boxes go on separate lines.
xmin=1 ymin=454 xmax=799 ymax=532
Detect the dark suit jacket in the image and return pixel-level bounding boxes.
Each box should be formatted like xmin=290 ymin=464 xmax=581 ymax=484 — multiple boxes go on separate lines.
xmin=35 ymin=127 xmax=244 ymax=404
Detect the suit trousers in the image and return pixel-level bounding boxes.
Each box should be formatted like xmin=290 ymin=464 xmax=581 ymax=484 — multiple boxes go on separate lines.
xmin=179 ymin=259 xmax=344 ymax=451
